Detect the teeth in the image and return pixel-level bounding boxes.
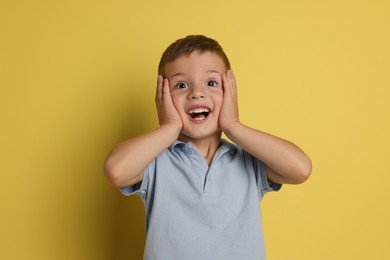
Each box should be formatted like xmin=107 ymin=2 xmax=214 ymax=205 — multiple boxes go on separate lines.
xmin=189 ymin=108 xmax=210 ymax=114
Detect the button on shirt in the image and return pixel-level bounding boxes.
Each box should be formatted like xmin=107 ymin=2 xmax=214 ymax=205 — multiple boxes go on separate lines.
xmin=120 ymin=140 xmax=281 ymax=260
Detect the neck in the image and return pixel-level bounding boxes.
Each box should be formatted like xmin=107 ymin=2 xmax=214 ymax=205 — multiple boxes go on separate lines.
xmin=178 ymin=133 xmax=222 ymax=165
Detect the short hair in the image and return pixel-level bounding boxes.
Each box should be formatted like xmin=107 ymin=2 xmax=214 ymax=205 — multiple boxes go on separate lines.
xmin=158 ymin=35 xmax=231 ymax=75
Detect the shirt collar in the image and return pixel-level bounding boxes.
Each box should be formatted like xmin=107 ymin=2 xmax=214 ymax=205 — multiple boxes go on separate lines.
xmin=168 ymin=139 xmax=237 ymax=155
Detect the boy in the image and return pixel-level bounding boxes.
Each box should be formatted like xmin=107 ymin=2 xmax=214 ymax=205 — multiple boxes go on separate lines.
xmin=104 ymin=35 xmax=311 ymax=260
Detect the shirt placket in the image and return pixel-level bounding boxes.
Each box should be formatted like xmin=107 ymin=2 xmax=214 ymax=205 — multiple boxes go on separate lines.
xmin=184 ymin=145 xmax=209 ymax=194
xmin=186 ymin=144 xmax=230 ymax=196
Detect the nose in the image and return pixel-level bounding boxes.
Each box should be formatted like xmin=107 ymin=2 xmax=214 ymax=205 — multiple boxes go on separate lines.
xmin=189 ymin=84 xmax=205 ymax=100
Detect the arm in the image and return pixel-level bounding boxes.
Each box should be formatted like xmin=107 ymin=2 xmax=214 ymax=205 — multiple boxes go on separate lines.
xmin=104 ymin=76 xmax=182 ymax=188
xmin=219 ymin=70 xmax=312 ymax=184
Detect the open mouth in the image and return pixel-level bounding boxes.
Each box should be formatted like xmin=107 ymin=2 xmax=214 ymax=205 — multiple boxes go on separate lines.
xmin=188 ymin=107 xmax=210 ymax=121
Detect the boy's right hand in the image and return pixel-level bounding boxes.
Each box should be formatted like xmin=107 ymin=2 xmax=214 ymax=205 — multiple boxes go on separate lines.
xmin=155 ymin=75 xmax=182 ymax=129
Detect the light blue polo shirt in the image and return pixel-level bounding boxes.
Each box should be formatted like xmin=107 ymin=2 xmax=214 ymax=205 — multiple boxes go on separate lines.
xmin=120 ymin=139 xmax=281 ymax=260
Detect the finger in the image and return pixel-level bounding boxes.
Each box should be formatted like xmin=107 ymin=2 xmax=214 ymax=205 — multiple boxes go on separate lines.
xmin=162 ymin=78 xmax=171 ymax=102
xmin=228 ymin=70 xmax=237 ymax=96
xmin=223 ymin=70 xmax=236 ymax=99
xmin=155 ymin=75 xmax=163 ymax=103
xmin=222 ymin=72 xmax=230 ymax=95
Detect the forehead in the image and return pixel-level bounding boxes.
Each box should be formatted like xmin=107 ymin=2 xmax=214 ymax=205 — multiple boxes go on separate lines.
xmin=164 ymin=51 xmax=227 ymax=78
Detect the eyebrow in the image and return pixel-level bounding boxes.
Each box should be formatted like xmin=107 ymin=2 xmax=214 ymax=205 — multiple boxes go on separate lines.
xmin=170 ymin=70 xmax=221 ymax=78
xmin=206 ymin=70 xmax=221 ymax=74
xmin=170 ymin=72 xmax=186 ymax=78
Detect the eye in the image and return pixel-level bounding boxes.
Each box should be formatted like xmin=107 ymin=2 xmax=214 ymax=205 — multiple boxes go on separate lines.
xmin=206 ymin=80 xmax=218 ymax=87
xmin=175 ymin=82 xmax=189 ymax=89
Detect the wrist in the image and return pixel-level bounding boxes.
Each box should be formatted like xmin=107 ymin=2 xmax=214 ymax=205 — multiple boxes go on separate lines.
xmin=160 ymin=121 xmax=182 ymax=137
xmin=222 ymin=121 xmax=242 ymax=140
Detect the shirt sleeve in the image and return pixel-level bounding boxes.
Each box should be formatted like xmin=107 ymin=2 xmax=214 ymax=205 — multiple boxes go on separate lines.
xmin=119 ymin=159 xmax=156 ymax=200
xmin=242 ymin=149 xmax=282 ymax=198
xmin=257 ymin=159 xmax=282 ymax=197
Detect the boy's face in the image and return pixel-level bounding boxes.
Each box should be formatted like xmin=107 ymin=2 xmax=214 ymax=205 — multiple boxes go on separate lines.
xmin=164 ymin=51 xmax=227 ymax=142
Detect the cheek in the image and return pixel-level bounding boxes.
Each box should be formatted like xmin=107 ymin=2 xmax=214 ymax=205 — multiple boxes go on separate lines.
xmin=169 ymin=92 xmax=180 ymax=105
xmin=170 ymin=95 xmax=185 ymax=113
xmin=214 ymin=95 xmax=224 ymax=112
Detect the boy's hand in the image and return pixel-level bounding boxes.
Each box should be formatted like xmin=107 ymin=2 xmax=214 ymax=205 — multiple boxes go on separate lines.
xmin=219 ymin=70 xmax=240 ymax=133
xmin=155 ymin=75 xmax=182 ymax=129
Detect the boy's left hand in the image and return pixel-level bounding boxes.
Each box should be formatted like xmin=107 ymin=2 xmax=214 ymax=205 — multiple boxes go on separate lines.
xmin=219 ymin=70 xmax=240 ymax=132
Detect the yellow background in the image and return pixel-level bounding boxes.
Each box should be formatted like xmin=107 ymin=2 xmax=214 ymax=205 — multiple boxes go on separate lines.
xmin=1 ymin=0 xmax=389 ymax=259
